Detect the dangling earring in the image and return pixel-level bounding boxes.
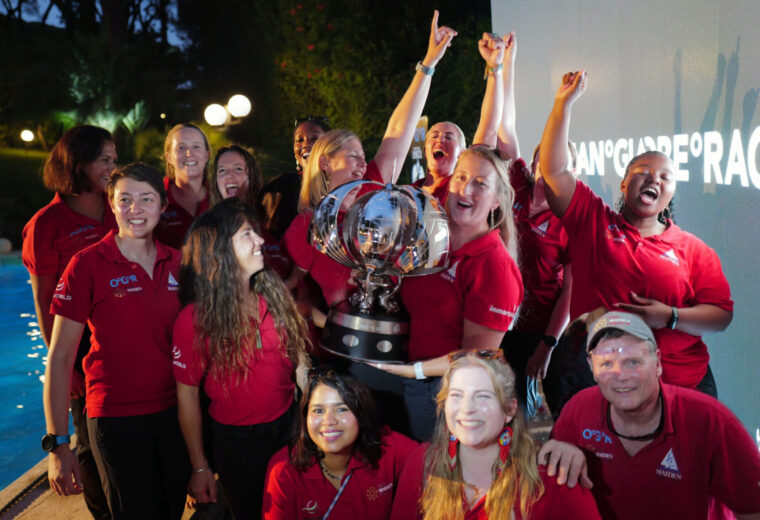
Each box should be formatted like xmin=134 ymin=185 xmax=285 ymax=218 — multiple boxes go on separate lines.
xmin=489 ymin=208 xmax=496 ymax=230
xmin=447 ymin=433 xmax=458 ymax=471
xmin=496 ymin=425 xmax=513 ymax=475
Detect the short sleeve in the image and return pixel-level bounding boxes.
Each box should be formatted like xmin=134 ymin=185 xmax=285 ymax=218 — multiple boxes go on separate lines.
xmin=560 ymin=180 xmax=607 ymax=240
xmin=262 ymin=448 xmax=299 ymax=520
xmin=50 ymin=252 xmax=92 ymax=324
xmin=283 ymin=212 xmax=316 ymax=272
xmin=687 ymin=240 xmax=733 ymax=311
xmin=390 ymin=443 xmax=426 ymax=520
xmin=171 ymin=305 xmax=207 ymax=386
xmin=388 ymin=431 xmax=420 ymax=480
xmin=461 ymin=251 xmax=523 ymax=331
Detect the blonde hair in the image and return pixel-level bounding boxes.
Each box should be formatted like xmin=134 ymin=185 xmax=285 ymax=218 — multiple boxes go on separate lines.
xmin=163 ymin=123 xmax=210 ymax=181
xmin=452 ymin=147 xmax=519 ymax=260
xmin=426 ymin=121 xmax=467 ymax=152
xmin=421 ymin=355 xmax=543 ymax=520
xmin=299 ymin=129 xmax=361 ymax=212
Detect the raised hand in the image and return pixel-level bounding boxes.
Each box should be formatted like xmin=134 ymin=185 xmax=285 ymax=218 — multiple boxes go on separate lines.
xmin=556 ymin=70 xmax=587 ymax=108
xmin=478 ymin=32 xmax=505 ymax=68
xmin=504 ymin=31 xmax=516 ymax=65
xmin=423 ymin=10 xmax=457 ymax=68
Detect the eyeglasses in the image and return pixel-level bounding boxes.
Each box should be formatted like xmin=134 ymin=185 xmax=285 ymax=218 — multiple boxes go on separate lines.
xmin=448 ymin=348 xmax=506 ymax=363
xmin=294 ymin=115 xmax=330 ymax=129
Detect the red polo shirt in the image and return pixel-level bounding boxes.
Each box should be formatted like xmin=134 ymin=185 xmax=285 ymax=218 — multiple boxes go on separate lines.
xmin=51 ymin=231 xmax=181 ymax=417
xmin=283 ymin=161 xmax=383 ymax=307
xmin=401 ymin=230 xmax=523 ymax=360
xmin=551 ymin=384 xmax=760 ymax=519
xmin=412 ymin=175 xmax=451 ymax=205
xmin=390 ymin=443 xmax=601 ymax=519
xmin=22 ymin=193 xmax=117 ymax=278
xmin=262 ymin=429 xmax=417 ymax=520
xmin=172 ymin=300 xmax=295 ymax=425
xmin=154 ymin=177 xmax=210 ymax=249
xmin=561 ymin=181 xmax=733 ymax=387
xmin=509 ymin=159 xmax=570 ymax=334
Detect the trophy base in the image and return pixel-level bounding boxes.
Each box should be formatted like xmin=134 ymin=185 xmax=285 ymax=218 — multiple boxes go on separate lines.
xmin=319 ymin=301 xmax=409 ymax=363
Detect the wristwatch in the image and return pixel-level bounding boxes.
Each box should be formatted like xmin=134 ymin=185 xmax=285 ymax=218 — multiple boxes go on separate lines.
xmin=541 ymin=335 xmax=558 ymax=348
xmin=41 ymin=433 xmax=71 ymax=453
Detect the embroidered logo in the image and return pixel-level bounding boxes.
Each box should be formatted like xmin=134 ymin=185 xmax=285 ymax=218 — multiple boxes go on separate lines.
xmin=531 ymin=220 xmax=549 ymax=237
xmin=168 ymin=272 xmax=179 ymax=291
xmin=656 ymin=448 xmax=682 ymax=480
xmin=441 ymin=260 xmax=459 ymax=282
xmin=366 ymin=487 xmax=379 ymax=501
xmin=489 ymin=305 xmax=515 ymax=319
xmin=56 ymin=280 xmax=65 ymax=292
xmin=302 ymin=500 xmax=318 ymax=513
xmin=172 ymin=345 xmax=186 ymax=369
xmin=660 ymin=249 xmax=680 ymax=266
xmin=582 ymin=428 xmax=613 ymax=444
xmin=605 ymin=224 xmax=627 ymax=243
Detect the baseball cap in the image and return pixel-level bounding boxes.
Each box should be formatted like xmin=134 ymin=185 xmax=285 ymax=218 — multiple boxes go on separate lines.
xmin=586 ymin=310 xmax=657 ymax=353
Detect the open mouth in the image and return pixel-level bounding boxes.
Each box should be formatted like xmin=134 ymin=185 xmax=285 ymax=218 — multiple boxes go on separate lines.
xmin=320 ymin=431 xmax=342 ymax=441
xmin=456 ymin=199 xmax=473 ymax=209
xmin=128 ymin=218 xmax=147 ymax=225
xmin=184 ymin=161 xmax=198 ymax=167
xmin=457 ymin=420 xmax=482 ymax=428
xmin=225 ymin=183 xmax=239 ymax=196
xmin=639 ymin=187 xmax=658 ymax=204
xmin=433 ymin=150 xmax=446 ymax=159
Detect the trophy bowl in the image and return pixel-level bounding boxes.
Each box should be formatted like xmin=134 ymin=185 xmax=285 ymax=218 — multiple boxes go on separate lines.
xmin=309 ymin=181 xmax=449 ymax=362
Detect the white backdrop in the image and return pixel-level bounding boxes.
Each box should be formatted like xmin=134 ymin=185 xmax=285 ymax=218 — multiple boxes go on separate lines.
xmin=491 ymin=0 xmax=760 ymax=438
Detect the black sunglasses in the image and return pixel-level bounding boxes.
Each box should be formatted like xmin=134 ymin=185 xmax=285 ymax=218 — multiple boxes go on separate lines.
xmin=294 ymin=115 xmax=330 ymax=129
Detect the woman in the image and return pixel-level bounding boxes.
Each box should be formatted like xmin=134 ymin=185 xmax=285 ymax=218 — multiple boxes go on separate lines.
xmin=390 ymin=349 xmax=601 ymax=520
xmin=376 ymin=146 xmax=524 ymax=441
xmin=210 ymin=144 xmax=264 ymax=206
xmin=22 ymin=124 xmax=115 ymax=519
xmin=44 ymin=163 xmax=189 ymax=518
xmin=283 ymin=10 xmax=457 ymax=310
xmin=260 ymin=116 xmax=331 ymax=241
xmin=173 ymin=197 xmax=310 ymax=520
xmin=537 ymin=71 xmax=733 ymax=400
xmin=263 ymin=368 xmax=418 ymax=519
xmin=155 ymin=122 xmax=211 ymax=248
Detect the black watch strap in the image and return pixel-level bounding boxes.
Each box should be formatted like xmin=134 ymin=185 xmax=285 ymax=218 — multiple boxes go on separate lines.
xmin=666 ymin=307 xmax=678 ymax=330
xmin=542 ymin=335 xmax=558 ymax=348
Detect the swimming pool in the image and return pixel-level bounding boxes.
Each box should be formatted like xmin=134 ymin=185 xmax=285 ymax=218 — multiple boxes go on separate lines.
xmin=0 ymin=261 xmax=47 ymax=490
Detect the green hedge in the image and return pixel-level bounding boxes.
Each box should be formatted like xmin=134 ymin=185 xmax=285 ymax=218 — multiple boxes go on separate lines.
xmin=0 ymin=148 xmax=51 ymax=250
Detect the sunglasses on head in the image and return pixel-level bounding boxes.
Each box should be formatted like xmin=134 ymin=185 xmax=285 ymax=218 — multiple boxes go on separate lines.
xmin=448 ymin=348 xmax=506 ymax=363
xmin=294 ymin=115 xmax=329 ymax=128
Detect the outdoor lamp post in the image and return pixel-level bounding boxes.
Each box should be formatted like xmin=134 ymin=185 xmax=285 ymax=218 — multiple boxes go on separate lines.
xmin=204 ymin=94 xmax=252 ymax=127
xmin=20 ymin=129 xmax=34 ymax=143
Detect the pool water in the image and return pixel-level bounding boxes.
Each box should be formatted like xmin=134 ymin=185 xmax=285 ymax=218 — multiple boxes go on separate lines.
xmin=0 ymin=262 xmax=48 ymax=490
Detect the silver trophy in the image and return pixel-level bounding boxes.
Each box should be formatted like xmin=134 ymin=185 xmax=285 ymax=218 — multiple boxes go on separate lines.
xmin=309 ymin=180 xmax=450 ymax=362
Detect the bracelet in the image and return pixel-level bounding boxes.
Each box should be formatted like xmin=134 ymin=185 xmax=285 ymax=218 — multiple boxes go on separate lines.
xmin=667 ymin=307 xmax=678 ymax=330
xmin=542 ymin=335 xmax=558 ymax=348
xmin=192 ymin=466 xmax=210 ymax=474
xmin=414 ymin=362 xmax=426 ymax=380
xmin=483 ymin=63 xmax=503 ymax=79
xmin=416 ymin=61 xmax=435 ymax=76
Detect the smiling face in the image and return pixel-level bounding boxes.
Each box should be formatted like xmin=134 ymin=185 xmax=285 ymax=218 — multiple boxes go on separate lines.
xmin=620 ymin=152 xmax=675 ymax=221
xmin=425 ymin=122 xmax=464 ymax=177
xmin=307 ymin=383 xmax=360 ymax=458
xmin=216 ymin=151 xmax=249 ymax=200
xmin=447 ymin=153 xmax=501 ymax=234
xmin=294 ymin=121 xmax=327 ymax=171
xmin=83 ymin=140 xmax=117 ymax=194
xmin=166 ymin=127 xmax=210 ymax=184
xmin=319 ymin=137 xmax=366 ymax=189
xmin=445 ymin=366 xmax=512 ymax=449
xmin=589 ymin=334 xmax=662 ymax=414
xmin=231 ymin=220 xmax=265 ymax=281
xmin=110 ymin=177 xmax=164 ymax=239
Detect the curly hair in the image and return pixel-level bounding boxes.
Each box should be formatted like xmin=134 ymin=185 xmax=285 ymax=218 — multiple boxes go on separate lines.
xmin=421 ymin=354 xmax=543 ymax=520
xmin=290 ymin=367 xmax=384 ymax=471
xmin=210 ymin=145 xmax=264 ymax=207
xmin=43 ymin=125 xmax=113 ymax=195
xmin=179 ymin=198 xmax=309 ymax=389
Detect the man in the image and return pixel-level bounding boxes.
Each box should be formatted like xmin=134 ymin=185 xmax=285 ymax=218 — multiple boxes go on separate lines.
xmin=545 ymin=310 xmax=760 ymax=520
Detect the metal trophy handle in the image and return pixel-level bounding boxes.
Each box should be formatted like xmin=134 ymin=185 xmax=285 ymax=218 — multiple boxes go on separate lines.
xmin=309 ymin=181 xmax=449 ymax=362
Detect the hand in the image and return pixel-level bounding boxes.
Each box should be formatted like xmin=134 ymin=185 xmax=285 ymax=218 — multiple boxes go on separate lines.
xmin=537 ymin=439 xmax=593 ymax=489
xmin=614 ymin=292 xmax=672 ymax=329
xmin=555 ymin=70 xmax=587 ymax=108
xmin=48 ymin=446 xmax=84 ymax=496
xmin=478 ymin=32 xmax=505 ymax=69
xmin=187 ymin=468 xmax=218 ymax=504
xmin=367 ymin=361 xmax=415 ymax=379
xmin=70 ymin=369 xmax=86 ymax=398
xmin=525 ymin=340 xmax=553 ymax=379
xmin=504 ymin=32 xmax=516 ymax=65
xmin=423 ymin=10 xmax=457 ymax=68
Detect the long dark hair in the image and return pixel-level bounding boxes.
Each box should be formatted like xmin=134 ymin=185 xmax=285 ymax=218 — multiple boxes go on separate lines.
xmin=179 ymin=198 xmax=309 ymax=388
xmin=210 ymin=145 xmax=264 ymax=206
xmin=43 ymin=125 xmax=113 ymax=195
xmin=290 ymin=368 xmax=383 ymax=470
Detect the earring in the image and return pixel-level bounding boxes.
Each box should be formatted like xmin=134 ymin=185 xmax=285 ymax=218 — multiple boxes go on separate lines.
xmin=489 ymin=208 xmax=495 ymax=230
xmin=447 ymin=433 xmax=458 ymax=471
xmin=496 ymin=425 xmax=513 ymax=475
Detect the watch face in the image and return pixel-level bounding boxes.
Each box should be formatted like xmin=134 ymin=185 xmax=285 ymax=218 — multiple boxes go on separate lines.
xmin=41 ymin=434 xmax=55 ymax=452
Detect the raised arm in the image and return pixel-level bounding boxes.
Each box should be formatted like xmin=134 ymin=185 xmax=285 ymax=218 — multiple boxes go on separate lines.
xmin=472 ymin=33 xmax=505 ymax=148
xmin=44 ymin=315 xmax=86 ymax=496
xmin=496 ymin=32 xmax=520 ymax=159
xmin=374 ymin=10 xmax=457 ymax=182
xmin=539 ymin=71 xmax=587 ymax=217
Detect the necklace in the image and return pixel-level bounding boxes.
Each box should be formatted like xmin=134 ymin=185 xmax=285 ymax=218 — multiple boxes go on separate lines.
xmin=319 ymin=461 xmax=343 ymax=481
xmin=606 ymin=390 xmax=664 ymax=441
